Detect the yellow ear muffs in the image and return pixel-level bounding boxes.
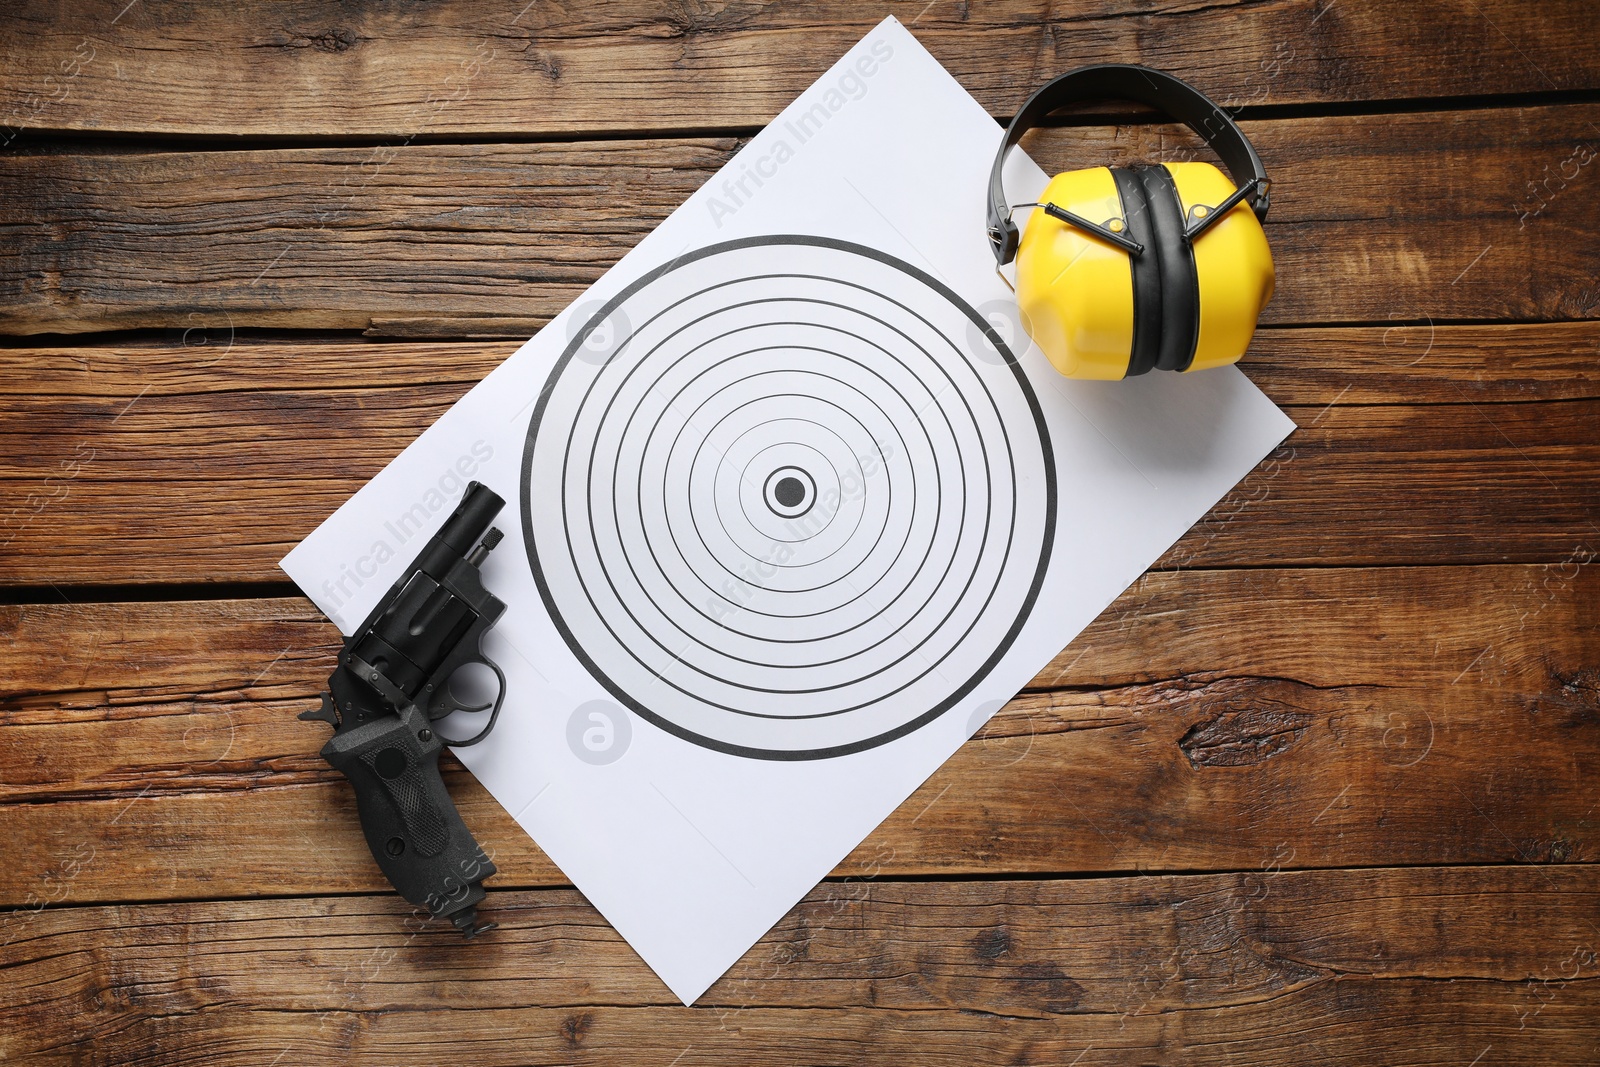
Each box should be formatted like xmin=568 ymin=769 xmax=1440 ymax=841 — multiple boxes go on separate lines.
xmin=1167 ymin=161 xmax=1276 ymax=373
xmin=1015 ymin=161 xmax=1275 ymax=379
xmin=986 ymin=65 xmax=1276 ymax=381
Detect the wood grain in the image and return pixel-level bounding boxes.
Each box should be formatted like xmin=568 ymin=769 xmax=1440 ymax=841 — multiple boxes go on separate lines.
xmin=1243 ymin=321 xmax=1600 ymax=404
xmin=3 ymin=868 xmax=1597 ymax=1065
xmin=3 ymin=338 xmax=1596 ymax=582
xmin=7 ymin=321 xmax=1600 ymax=404
xmin=4 ymin=0 xmax=1597 ymax=139
xmin=4 ymin=5 xmax=1597 ymax=1060
xmin=0 ymin=137 xmax=734 ymax=336
xmin=4 ymin=104 xmax=1599 ymax=336
xmin=4 ymin=564 xmax=1594 ymax=906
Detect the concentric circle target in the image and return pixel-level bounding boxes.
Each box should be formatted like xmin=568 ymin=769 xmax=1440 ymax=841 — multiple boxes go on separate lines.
xmin=522 ymin=235 xmax=1055 ymax=760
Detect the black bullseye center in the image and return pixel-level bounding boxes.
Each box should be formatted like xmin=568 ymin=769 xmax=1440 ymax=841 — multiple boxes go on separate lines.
xmin=763 ymin=466 xmax=815 ymax=517
xmin=774 ymin=476 xmax=806 ymax=507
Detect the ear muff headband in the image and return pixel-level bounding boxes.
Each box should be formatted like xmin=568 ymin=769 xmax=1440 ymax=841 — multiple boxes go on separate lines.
xmin=986 ymin=64 xmax=1271 ymax=267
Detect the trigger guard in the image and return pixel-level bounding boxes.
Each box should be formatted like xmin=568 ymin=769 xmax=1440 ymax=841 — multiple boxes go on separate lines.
xmin=432 ymin=657 xmax=507 ymax=748
xmin=427 ymin=657 xmax=501 ymax=719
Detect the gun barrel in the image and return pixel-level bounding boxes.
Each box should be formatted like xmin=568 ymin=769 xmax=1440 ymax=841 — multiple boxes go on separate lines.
xmin=436 ymin=481 xmax=505 ymax=557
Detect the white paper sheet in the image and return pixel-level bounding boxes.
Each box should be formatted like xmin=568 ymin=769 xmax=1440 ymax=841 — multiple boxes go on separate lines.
xmin=281 ymin=16 xmax=1295 ymax=1004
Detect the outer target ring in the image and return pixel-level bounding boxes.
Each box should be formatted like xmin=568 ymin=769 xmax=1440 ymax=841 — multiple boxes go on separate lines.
xmin=522 ymin=235 xmax=1056 ymax=761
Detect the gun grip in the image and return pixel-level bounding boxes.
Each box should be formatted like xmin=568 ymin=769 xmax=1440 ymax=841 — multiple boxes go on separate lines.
xmin=319 ymin=704 xmax=498 ymax=931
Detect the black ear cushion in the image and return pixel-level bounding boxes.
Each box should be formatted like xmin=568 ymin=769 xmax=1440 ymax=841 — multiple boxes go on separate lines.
xmin=1110 ymin=168 xmax=1160 ymax=378
xmin=1135 ymin=165 xmax=1201 ymax=372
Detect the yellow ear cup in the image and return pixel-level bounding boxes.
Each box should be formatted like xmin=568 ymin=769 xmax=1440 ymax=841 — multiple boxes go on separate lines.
xmin=1163 ymin=162 xmax=1275 ymax=371
xmin=1015 ymin=167 xmax=1135 ymax=380
xmin=1014 ymin=162 xmax=1274 ymax=379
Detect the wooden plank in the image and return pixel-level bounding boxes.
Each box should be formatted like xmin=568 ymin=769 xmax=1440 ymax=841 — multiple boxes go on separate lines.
xmin=3 ymin=0 xmax=1597 ymax=139
xmin=7 ymin=986 xmax=1593 ymax=1066
xmin=3 ymin=104 xmax=1599 ymax=336
xmin=9 ymin=0 xmax=1600 ymax=139
xmin=3 ymin=348 xmax=1596 ymax=581
xmin=0 ymin=138 xmax=733 ymax=336
xmin=4 ymin=565 xmax=1595 ymax=906
xmin=7 ymin=322 xmax=1600 ymax=404
xmin=1244 ymin=321 xmax=1600 ymax=405
xmin=3 ymin=868 xmax=1597 ymax=1065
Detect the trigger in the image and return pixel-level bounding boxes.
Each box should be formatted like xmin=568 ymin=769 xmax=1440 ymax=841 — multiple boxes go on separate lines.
xmin=427 ymin=685 xmax=492 ymax=720
xmin=299 ymin=693 xmax=341 ymax=728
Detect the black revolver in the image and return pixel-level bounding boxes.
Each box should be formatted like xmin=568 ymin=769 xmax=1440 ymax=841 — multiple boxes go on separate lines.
xmin=300 ymin=481 xmax=508 ymax=938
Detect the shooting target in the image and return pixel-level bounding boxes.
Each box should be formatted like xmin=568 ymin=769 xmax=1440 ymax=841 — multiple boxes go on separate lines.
xmin=522 ymin=235 xmax=1055 ymax=759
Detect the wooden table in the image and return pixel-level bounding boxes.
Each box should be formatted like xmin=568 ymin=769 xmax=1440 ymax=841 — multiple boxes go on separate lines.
xmin=3 ymin=3 xmax=1598 ymax=1063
